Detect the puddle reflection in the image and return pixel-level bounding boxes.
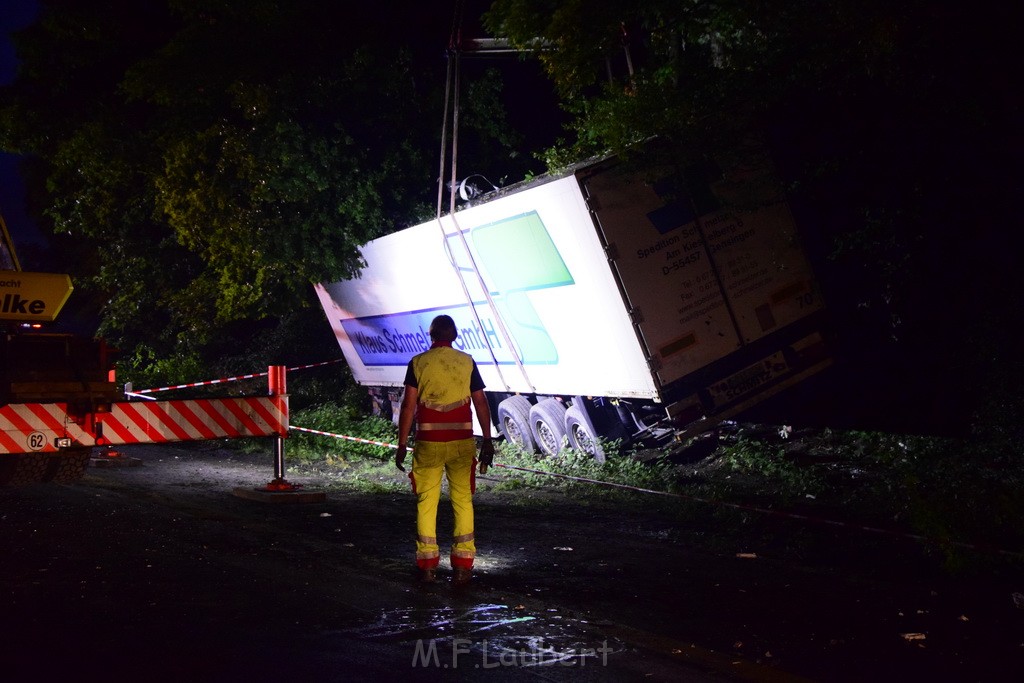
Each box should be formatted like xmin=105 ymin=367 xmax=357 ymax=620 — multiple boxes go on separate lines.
xmin=344 ymin=603 xmax=625 ymax=667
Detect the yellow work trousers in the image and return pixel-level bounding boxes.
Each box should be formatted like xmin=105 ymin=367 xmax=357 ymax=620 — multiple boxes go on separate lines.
xmin=410 ymin=438 xmax=477 ymax=570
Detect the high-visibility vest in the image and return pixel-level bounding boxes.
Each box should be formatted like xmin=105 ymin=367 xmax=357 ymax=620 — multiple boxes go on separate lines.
xmin=410 ymin=345 xmax=475 ymax=442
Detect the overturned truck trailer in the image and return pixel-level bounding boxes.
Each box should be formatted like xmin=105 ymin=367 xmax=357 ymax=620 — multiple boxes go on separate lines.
xmin=315 ymin=154 xmax=831 ymax=460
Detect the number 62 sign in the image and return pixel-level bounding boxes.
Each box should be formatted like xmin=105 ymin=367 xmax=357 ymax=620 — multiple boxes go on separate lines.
xmin=27 ymin=431 xmax=47 ymax=451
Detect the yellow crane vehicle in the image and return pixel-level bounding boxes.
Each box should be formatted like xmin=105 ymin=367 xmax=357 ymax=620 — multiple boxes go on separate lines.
xmin=1 ymin=212 xmax=120 ymax=485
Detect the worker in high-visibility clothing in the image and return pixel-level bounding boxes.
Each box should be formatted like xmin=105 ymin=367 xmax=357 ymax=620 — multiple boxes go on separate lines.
xmin=395 ymin=315 xmax=494 ymax=585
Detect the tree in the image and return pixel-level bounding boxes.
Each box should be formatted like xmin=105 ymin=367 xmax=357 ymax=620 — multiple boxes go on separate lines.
xmin=485 ymin=0 xmax=1022 ymax=432
xmin=0 ymin=0 xmax=535 ymax=382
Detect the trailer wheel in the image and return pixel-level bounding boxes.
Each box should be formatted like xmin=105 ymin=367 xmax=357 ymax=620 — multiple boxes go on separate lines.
xmin=529 ymin=398 xmax=567 ymax=457
xmin=43 ymin=448 xmax=92 ymax=483
xmin=565 ymin=405 xmax=606 ymax=463
xmin=0 ymin=453 xmax=49 ymax=486
xmin=497 ymin=396 xmax=535 ymax=453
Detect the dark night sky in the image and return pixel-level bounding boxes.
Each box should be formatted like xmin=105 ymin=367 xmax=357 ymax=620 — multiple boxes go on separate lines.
xmin=0 ymin=0 xmax=41 ymax=254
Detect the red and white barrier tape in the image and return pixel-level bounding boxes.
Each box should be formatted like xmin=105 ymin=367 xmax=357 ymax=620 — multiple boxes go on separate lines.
xmin=131 ymin=359 xmax=344 ymax=395
xmin=132 ymin=371 xmax=269 ymax=394
xmin=286 ymin=359 xmax=344 ymax=372
xmin=290 ymin=425 xmax=397 ymax=449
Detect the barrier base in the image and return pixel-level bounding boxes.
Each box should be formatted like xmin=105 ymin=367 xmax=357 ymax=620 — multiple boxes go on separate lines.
xmin=231 ymin=485 xmax=326 ymax=504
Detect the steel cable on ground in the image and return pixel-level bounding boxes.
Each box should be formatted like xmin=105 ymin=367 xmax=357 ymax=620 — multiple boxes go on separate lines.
xmin=287 ymin=425 xmax=1024 ymax=560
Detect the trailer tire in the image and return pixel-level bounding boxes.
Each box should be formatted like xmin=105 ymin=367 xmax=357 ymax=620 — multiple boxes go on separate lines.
xmin=43 ymin=448 xmax=92 ymax=483
xmin=0 ymin=453 xmax=49 ymax=486
xmin=565 ymin=405 xmax=606 ymax=463
xmin=529 ymin=398 xmax=567 ymax=457
xmin=497 ymin=396 xmax=535 ymax=453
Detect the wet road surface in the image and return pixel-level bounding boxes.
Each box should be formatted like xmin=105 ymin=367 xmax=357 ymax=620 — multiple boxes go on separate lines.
xmin=1 ymin=444 xmax=1020 ymax=681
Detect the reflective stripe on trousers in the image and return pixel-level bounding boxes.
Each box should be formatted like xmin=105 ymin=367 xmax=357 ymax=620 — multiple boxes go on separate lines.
xmin=409 ymin=438 xmax=477 ymax=570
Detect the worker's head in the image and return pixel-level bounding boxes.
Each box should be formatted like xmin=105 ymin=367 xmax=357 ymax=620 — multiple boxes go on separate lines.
xmin=429 ymin=315 xmax=458 ymax=343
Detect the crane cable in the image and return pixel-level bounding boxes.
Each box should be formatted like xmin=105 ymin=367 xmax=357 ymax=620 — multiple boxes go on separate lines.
xmin=433 ymin=2 xmax=533 ymax=393
xmin=435 ymin=0 xmax=463 ymax=220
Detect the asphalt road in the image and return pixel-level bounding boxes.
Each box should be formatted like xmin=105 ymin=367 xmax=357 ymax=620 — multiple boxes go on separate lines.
xmin=1 ymin=444 xmax=1021 ymax=682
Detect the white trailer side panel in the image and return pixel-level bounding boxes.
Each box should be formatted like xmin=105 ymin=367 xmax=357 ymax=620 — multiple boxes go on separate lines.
xmin=583 ymin=163 xmax=823 ymax=390
xmin=315 ymin=175 xmax=659 ymax=399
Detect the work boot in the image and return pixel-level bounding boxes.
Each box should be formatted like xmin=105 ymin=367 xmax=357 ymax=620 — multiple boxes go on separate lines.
xmin=419 ymin=568 xmax=437 ymax=584
xmin=452 ymin=567 xmax=472 ymax=586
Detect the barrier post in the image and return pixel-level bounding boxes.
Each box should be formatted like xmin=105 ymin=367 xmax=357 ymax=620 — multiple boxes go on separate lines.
xmin=260 ymin=365 xmax=297 ymax=492
xmin=91 ymin=366 xmax=134 ymax=465
xmin=232 ymin=364 xmax=324 ymax=503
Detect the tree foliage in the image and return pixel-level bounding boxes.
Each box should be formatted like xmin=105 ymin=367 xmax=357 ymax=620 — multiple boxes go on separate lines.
xmin=485 ymin=0 xmax=1021 ymax=431
xmin=0 ymin=0 xmax=535 ymax=381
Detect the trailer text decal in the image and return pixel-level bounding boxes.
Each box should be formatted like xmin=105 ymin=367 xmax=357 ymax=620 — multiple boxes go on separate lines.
xmin=345 ymin=310 xmax=507 ymax=365
xmin=342 ymin=211 xmax=574 ymax=368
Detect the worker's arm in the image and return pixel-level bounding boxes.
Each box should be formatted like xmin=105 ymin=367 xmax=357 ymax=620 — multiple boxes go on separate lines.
xmin=471 ymin=389 xmax=494 ymax=473
xmin=394 ymin=385 xmax=418 ymax=472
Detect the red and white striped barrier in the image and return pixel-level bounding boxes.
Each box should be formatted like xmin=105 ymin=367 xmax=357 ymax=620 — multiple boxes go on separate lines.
xmin=2 ymin=364 xmax=294 ymax=455
xmin=2 ymin=364 xmax=307 ymax=493
xmin=101 ymin=397 xmax=288 ymax=445
xmin=1 ymin=396 xmax=288 ymax=454
xmin=0 ymin=402 xmax=96 ymax=454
